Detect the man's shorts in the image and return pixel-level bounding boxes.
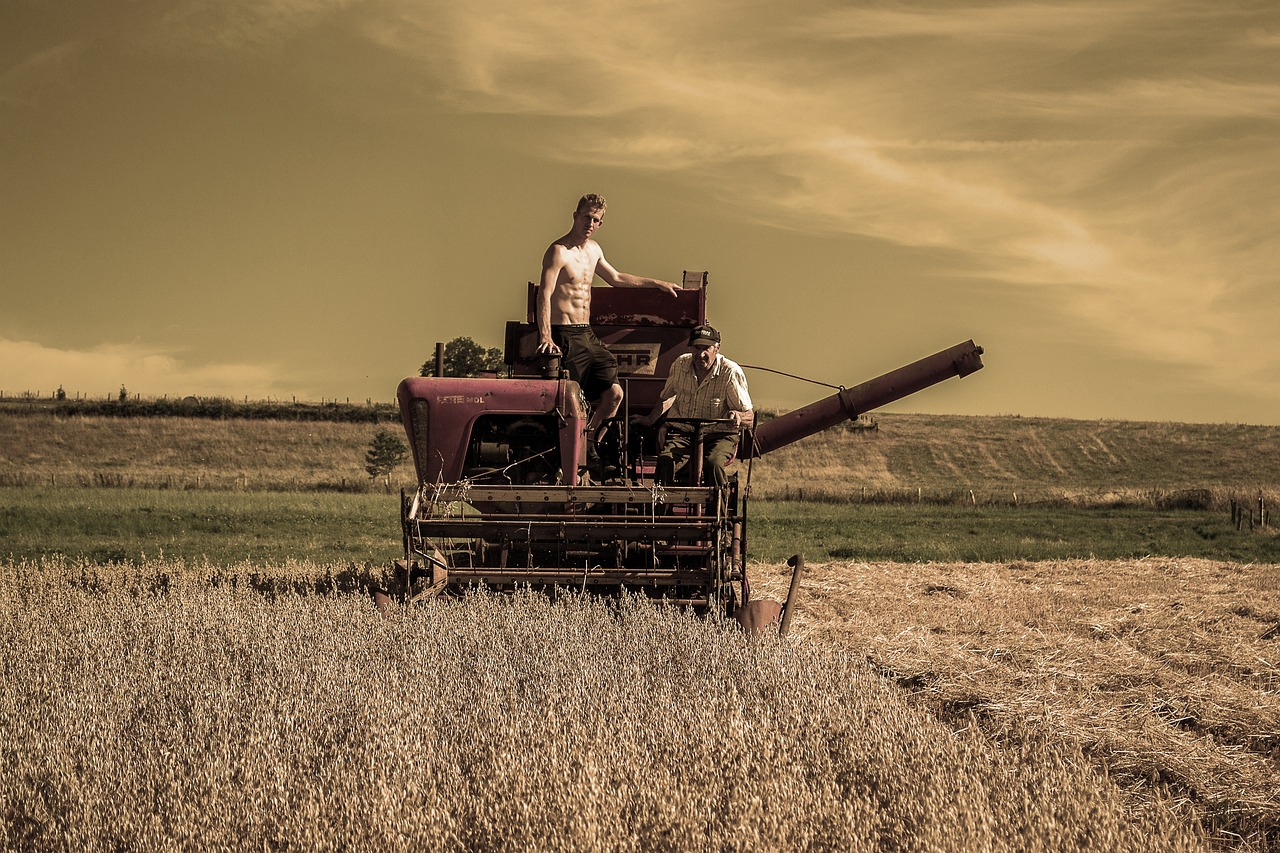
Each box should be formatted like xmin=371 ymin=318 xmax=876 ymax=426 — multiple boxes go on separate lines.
xmin=551 ymin=324 xmax=618 ymax=403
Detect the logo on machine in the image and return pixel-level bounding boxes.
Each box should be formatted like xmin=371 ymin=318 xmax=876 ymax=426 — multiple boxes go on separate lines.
xmin=610 ymin=343 xmax=661 ymax=376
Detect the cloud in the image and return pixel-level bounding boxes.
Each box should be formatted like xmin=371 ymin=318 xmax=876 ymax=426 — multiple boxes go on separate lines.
xmin=1008 ymin=77 xmax=1280 ymax=122
xmin=0 ymin=41 xmax=83 ymax=106
xmin=795 ymin=2 xmax=1149 ymax=43
xmin=143 ymin=0 xmax=362 ymax=53
xmin=0 ymin=339 xmax=306 ymax=400
xmin=373 ymin=0 xmax=1275 ymax=396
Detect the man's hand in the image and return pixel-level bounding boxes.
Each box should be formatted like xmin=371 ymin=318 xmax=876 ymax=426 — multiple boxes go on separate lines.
xmin=536 ymin=339 xmax=561 ymax=355
xmin=656 ymin=281 xmax=679 ymax=297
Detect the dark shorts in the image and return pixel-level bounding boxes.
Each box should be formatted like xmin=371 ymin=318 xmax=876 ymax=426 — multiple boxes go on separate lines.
xmin=551 ymin=324 xmax=618 ymax=402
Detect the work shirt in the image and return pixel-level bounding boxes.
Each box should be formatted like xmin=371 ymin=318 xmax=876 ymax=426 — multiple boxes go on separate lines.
xmin=659 ymin=353 xmax=752 ymax=427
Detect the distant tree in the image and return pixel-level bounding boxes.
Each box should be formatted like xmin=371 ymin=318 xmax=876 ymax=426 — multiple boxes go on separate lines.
xmin=118 ymin=384 xmax=128 ymax=402
xmin=55 ymin=385 xmax=66 ymax=401
xmin=365 ymin=428 xmax=409 ymax=488
xmin=421 ymin=336 xmax=505 ymax=378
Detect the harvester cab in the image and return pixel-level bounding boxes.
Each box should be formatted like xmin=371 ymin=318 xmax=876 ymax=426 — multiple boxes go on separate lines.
xmin=393 ymin=272 xmax=984 ymax=631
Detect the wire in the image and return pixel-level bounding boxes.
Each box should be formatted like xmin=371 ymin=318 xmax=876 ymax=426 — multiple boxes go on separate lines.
xmin=738 ymin=363 xmax=845 ymax=391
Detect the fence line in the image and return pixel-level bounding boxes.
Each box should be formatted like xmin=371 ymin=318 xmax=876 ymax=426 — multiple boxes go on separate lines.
xmin=758 ymin=484 xmax=1279 ymax=514
xmin=1230 ymin=496 xmax=1269 ymax=531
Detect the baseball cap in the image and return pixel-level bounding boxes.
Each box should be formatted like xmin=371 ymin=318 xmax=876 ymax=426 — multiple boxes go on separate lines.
xmin=689 ymin=324 xmax=721 ymax=346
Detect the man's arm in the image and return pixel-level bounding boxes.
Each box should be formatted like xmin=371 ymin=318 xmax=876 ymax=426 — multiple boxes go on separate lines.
xmin=633 ymin=366 xmax=681 ymax=427
xmin=536 ymin=245 xmax=564 ymax=354
xmin=634 ymin=394 xmax=675 ymax=428
xmin=728 ymin=365 xmax=754 ymax=428
xmin=595 ymin=255 xmax=679 ymax=296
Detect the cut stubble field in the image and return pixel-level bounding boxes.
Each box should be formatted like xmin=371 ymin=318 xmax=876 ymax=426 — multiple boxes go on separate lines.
xmin=754 ymin=556 xmax=1280 ymax=849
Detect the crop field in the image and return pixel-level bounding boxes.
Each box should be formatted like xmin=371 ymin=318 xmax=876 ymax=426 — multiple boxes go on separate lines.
xmin=1 ymin=410 xmax=1277 ymax=850
xmin=2 ymin=555 xmax=1276 ymax=850
xmin=2 ymin=556 xmax=1249 ymax=852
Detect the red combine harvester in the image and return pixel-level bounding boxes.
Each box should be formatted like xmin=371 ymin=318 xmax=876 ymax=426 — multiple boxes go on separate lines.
xmin=394 ymin=274 xmax=983 ymax=631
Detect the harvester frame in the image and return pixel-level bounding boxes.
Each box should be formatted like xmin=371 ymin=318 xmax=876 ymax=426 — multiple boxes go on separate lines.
xmin=393 ymin=273 xmax=983 ymax=626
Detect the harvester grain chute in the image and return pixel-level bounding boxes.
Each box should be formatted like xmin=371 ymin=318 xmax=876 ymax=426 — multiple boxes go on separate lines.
xmin=391 ymin=274 xmax=983 ymax=634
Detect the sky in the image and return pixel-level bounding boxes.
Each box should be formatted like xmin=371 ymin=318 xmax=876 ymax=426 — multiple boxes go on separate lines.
xmin=2 ymin=0 xmax=1278 ymax=424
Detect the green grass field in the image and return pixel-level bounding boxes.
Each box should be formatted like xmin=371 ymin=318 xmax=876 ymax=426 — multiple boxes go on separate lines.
xmin=0 ymin=487 xmax=402 ymax=566
xmin=4 ymin=487 xmax=1277 ymax=567
xmin=749 ymin=502 xmax=1280 ymax=564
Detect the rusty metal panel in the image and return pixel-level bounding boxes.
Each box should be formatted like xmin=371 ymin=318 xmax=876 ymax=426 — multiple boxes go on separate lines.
xmin=414 ymin=517 xmax=721 ymax=543
xmin=445 ymin=567 xmax=713 ymax=584
xmin=396 ymin=376 xmax=588 ymax=485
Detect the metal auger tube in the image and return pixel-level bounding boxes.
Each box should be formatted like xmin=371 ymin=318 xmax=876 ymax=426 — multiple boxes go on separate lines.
xmin=746 ymin=340 xmax=984 ymax=457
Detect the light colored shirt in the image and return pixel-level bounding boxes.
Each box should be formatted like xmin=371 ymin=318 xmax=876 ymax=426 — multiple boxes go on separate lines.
xmin=659 ymin=353 xmax=752 ymax=424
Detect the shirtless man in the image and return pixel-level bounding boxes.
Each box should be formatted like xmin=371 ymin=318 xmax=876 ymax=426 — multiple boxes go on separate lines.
xmin=536 ymin=194 xmax=679 ymax=445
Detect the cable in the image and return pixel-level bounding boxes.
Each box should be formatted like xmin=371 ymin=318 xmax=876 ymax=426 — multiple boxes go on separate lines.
xmin=738 ymin=363 xmax=845 ymax=391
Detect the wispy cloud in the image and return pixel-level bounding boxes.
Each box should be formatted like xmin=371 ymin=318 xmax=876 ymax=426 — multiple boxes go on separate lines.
xmin=0 ymin=339 xmax=303 ymax=400
xmin=0 ymin=42 xmax=83 ymax=106
xmin=355 ymin=0 xmax=1280 ymax=394
xmin=143 ymin=0 xmax=361 ymax=53
xmin=795 ymin=2 xmax=1150 ymax=43
xmin=1009 ymin=77 xmax=1280 ymax=121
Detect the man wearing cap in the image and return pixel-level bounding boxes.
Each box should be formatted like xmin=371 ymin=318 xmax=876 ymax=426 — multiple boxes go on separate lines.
xmin=536 ymin=193 xmax=679 ymax=466
xmin=634 ymin=324 xmax=754 ymax=489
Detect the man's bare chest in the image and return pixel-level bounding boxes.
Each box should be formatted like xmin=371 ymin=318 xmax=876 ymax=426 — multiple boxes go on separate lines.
xmin=559 ymin=246 xmax=598 ymax=285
